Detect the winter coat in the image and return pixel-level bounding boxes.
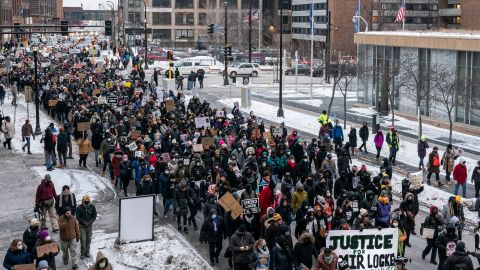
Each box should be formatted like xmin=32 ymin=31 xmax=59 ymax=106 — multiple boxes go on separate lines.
xmin=332 ymin=126 xmax=343 ymax=141
xmin=56 ymin=131 xmax=69 ymax=152
xmin=55 ymin=193 xmax=76 ymax=216
xmin=3 ymin=249 xmax=31 ymax=270
xmin=21 ymin=123 xmax=33 ymax=138
xmin=435 ymin=230 xmax=458 ymax=258
xmin=443 ymin=251 xmax=474 ymax=270
xmin=88 ymin=251 xmax=113 ymax=270
xmin=173 ymin=188 xmax=189 ymax=215
xmin=423 ymin=211 xmax=443 ymax=239
xmin=472 ymin=166 xmax=480 ymax=183
xmin=375 ymin=201 xmax=391 ymax=224
xmin=442 ymin=149 xmax=455 ymax=172
xmin=119 ymin=160 xmax=133 ymax=179
xmin=417 ymin=140 xmax=429 ymax=158
xmin=35 ymin=180 xmax=57 ymax=206
xmin=43 ymin=128 xmax=55 ymax=152
xmin=200 ymin=216 xmax=226 ymax=242
xmin=292 ymin=189 xmax=308 ymax=213
xmin=1 ymin=121 xmax=15 ymax=139
xmin=275 ymin=204 xmax=293 ymax=226
xmin=293 ymin=233 xmax=318 ymax=269
xmin=453 ymin=163 xmax=468 ymax=184
xmin=348 ymin=129 xmax=357 ymax=147
xmin=23 ymin=226 xmax=40 ymax=255
xmin=259 ymin=186 xmax=273 ymax=218
xmin=58 ymin=215 xmax=80 ymax=241
xmin=313 ymin=252 xmax=339 ymax=270
xmin=136 ymin=179 xmax=156 ymax=196
xmin=270 ymin=245 xmax=293 ymax=270
xmin=78 ymin=139 xmax=93 ymax=154
xmin=229 ymin=231 xmax=255 ymax=265
xmin=359 ymin=125 xmax=369 ymax=141
xmin=428 ymin=151 xmax=441 ymax=174
xmin=442 ymin=198 xmax=465 ymax=225
xmin=373 ymin=132 xmax=384 ymax=149
xmin=91 ymin=132 xmax=103 ymax=150
xmin=76 ymin=204 xmax=97 ymax=226
xmin=386 ymin=131 xmax=400 ymax=149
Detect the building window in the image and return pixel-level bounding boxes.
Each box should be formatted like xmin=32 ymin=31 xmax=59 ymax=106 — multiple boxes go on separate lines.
xmin=128 ymin=0 xmax=134 ymax=7
xmin=176 ymin=0 xmax=193 ymax=8
xmin=198 ymin=13 xmax=207 ymax=25
xmin=199 ymin=0 xmax=207 ymax=8
xmin=153 ymin=29 xmax=172 ymax=39
xmin=175 ymin=12 xmax=194 ymax=25
xmin=152 ymin=12 xmax=171 ymax=25
xmin=241 ymin=0 xmax=259 ymax=9
xmin=152 ymin=0 xmax=170 ymax=7
xmin=175 ymin=29 xmax=194 ymax=38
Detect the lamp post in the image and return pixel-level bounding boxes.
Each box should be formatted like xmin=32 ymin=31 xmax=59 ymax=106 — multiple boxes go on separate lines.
xmin=139 ymin=0 xmax=148 ymax=70
xmin=106 ymin=1 xmax=116 ymax=48
xmin=248 ymin=0 xmax=252 ymax=63
xmin=223 ymin=1 xmax=229 ymax=86
xmin=277 ymin=7 xmax=284 ymax=117
xmin=32 ymin=46 xmax=41 ymax=135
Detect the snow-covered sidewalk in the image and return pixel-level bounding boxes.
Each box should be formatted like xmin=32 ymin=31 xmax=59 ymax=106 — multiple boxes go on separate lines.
xmin=218 ymin=98 xmax=478 ymax=226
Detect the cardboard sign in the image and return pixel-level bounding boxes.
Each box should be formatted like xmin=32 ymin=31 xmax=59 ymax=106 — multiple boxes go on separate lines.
xmin=422 ymin=227 xmax=435 ymax=239
xmin=48 ymin=100 xmax=58 ymax=107
xmin=409 ymin=171 xmax=423 ymax=190
xmin=201 ymin=137 xmax=215 ymax=149
xmin=272 ymin=128 xmax=283 ymax=137
xmin=127 ymin=142 xmax=138 ymax=151
xmin=77 ymin=122 xmax=91 ymax=131
xmin=250 ymin=128 xmax=261 ymax=140
xmin=326 ymin=228 xmax=398 ymax=270
xmin=195 ymin=117 xmax=209 ymax=129
xmin=241 ymin=198 xmax=260 ymax=213
xmin=218 ymin=192 xmax=244 ymax=219
xmin=106 ymin=81 xmax=113 ymax=89
xmin=165 ymin=99 xmax=175 ymax=112
xmin=24 ymin=86 xmax=33 ymax=102
xmin=130 ymin=131 xmax=141 ymax=140
xmin=192 ymin=144 xmax=203 ymax=152
xmin=262 ymin=131 xmax=272 ymax=139
xmin=92 ymin=89 xmax=101 ymax=96
xmin=35 ymin=243 xmax=59 ymax=257
xmin=161 ymin=153 xmax=171 ymax=162
xmin=13 ymin=263 xmax=36 ymax=270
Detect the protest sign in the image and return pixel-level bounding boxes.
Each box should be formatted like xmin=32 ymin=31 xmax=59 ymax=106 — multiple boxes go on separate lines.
xmin=216 ymin=110 xmax=225 ymax=118
xmin=35 ymin=243 xmax=59 ymax=258
xmin=106 ymin=81 xmax=113 ymax=89
xmin=107 ymin=96 xmax=118 ymax=104
xmin=272 ymin=128 xmax=283 ymax=137
xmin=95 ymin=67 xmax=104 ymax=74
xmin=127 ymin=142 xmax=138 ymax=152
xmin=92 ymin=89 xmax=101 ymax=96
xmin=48 ymin=100 xmax=58 ymax=107
xmin=78 ymin=73 xmax=86 ymax=80
xmin=13 ymin=263 xmax=36 ymax=270
xmin=241 ymin=198 xmax=259 ymax=213
xmin=161 ymin=153 xmax=171 ymax=162
xmin=421 ymin=227 xmax=435 ymax=239
xmin=192 ymin=144 xmax=203 ymax=153
xmin=409 ymin=171 xmax=423 ymax=189
xmin=262 ymin=131 xmax=272 ymax=139
xmin=98 ymin=96 xmax=107 ymax=104
xmin=218 ymin=192 xmax=243 ymax=219
xmin=326 ymin=228 xmax=398 ymax=270
xmin=195 ymin=117 xmax=209 ymax=129
xmin=77 ymin=122 xmax=91 ymax=132
xmin=166 ymin=99 xmax=175 ymax=112
xmin=201 ymin=137 xmax=215 ymax=148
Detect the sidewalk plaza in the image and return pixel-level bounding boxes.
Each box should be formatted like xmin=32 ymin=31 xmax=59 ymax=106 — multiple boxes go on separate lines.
xmin=0 ymin=37 xmax=479 ymax=270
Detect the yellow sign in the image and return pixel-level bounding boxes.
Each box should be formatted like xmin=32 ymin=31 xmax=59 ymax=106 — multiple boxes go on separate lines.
xmin=124 ymin=82 xmax=132 ymax=87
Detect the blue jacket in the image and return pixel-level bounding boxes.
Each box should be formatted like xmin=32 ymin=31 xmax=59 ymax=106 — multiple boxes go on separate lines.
xmin=133 ymin=159 xmax=147 ymax=182
xmin=3 ymin=249 xmax=31 ymax=270
xmin=332 ymin=125 xmax=344 ymax=140
xmin=376 ymin=202 xmax=391 ymax=224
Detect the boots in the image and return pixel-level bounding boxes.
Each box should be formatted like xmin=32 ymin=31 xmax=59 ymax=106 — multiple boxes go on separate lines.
xmin=178 ymin=225 xmax=182 ymax=231
xmin=184 ymin=227 xmax=188 ymax=234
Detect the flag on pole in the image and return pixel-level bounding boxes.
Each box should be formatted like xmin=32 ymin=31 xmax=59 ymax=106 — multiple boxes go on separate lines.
xmin=353 ymin=0 xmax=360 ymax=33
xmin=243 ymin=10 xmax=259 ymax=23
xmin=394 ymin=0 xmax=406 ymax=23
xmin=309 ymin=2 xmax=314 ymax=34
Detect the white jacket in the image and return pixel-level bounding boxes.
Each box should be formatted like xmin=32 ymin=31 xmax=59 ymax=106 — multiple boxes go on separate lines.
xmin=1 ymin=121 xmax=15 ymax=139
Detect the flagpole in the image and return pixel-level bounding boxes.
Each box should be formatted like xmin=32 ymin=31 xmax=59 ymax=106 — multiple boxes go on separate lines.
xmin=309 ymin=0 xmax=314 ymax=99
xmin=258 ymin=0 xmax=262 ymax=50
xmin=402 ymin=18 xmax=405 ymax=30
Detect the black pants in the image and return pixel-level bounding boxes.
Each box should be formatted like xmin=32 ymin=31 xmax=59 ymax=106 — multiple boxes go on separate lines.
xmin=3 ymin=138 xmax=12 ymax=149
xmin=376 ymin=147 xmax=381 ymax=159
xmin=234 ymin=263 xmax=250 ymax=270
xmin=121 ymin=176 xmax=130 ymax=196
xmin=359 ymin=140 xmax=367 ymax=152
xmin=188 ymin=205 xmax=197 ymax=228
xmin=437 ymin=256 xmax=446 ymax=270
xmin=422 ymin=238 xmax=437 ymax=263
xmin=199 ymin=80 xmax=203 ymax=88
xmin=334 ymin=139 xmax=342 ymax=153
xmin=475 ymin=182 xmax=480 ymax=197
xmin=177 ymin=213 xmax=187 ymax=227
xmin=427 ymin=172 xmax=440 ymax=181
xmin=79 ymin=154 xmax=88 ymax=167
xmin=208 ymin=240 xmax=223 ymax=263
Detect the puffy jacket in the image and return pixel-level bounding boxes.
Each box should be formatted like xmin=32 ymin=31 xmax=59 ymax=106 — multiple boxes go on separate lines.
xmin=78 ymin=139 xmax=93 ymax=154
xmin=293 ymin=233 xmax=318 ymax=269
xmin=173 ymin=188 xmax=189 ymax=215
xmin=453 ymin=163 xmax=468 ymax=184
xmin=435 ymin=229 xmax=458 ymax=258
xmin=3 ymin=249 xmax=31 ymax=270
xmin=443 ymin=251 xmax=474 ymax=270
xmin=291 ymin=189 xmax=308 ymax=213
xmin=417 ymin=140 xmax=429 ymax=158
xmin=56 ymin=131 xmax=69 ymax=152
xmin=229 ymin=231 xmax=255 ymax=265
xmin=76 ymin=204 xmax=97 ymax=226
xmin=23 ymin=226 xmax=40 ymax=255
xmin=375 ymin=201 xmax=391 ymax=224
xmin=1 ymin=121 xmax=15 ymax=139
xmin=43 ymin=128 xmax=55 ymax=151
xmin=359 ymin=125 xmax=369 ymax=141
xmin=332 ymin=126 xmax=343 ymax=140
xmin=35 ymin=180 xmax=57 ymax=205
xmin=373 ymin=131 xmax=384 ymax=149
xmin=270 ymin=245 xmax=293 ymax=270
xmin=200 ymin=216 xmax=226 ymax=242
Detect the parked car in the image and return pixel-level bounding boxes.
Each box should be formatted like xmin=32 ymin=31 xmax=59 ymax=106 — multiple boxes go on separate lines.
xmin=229 ymin=63 xmax=258 ymax=77
xmin=285 ymin=64 xmax=311 ymax=75
xmin=175 ymin=61 xmax=208 ymax=75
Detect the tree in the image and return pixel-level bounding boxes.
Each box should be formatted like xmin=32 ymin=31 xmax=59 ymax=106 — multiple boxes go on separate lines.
xmin=431 ymin=64 xmax=464 ymax=144
xmin=326 ymin=62 xmax=357 ymax=129
xmin=397 ymin=54 xmax=432 ymax=139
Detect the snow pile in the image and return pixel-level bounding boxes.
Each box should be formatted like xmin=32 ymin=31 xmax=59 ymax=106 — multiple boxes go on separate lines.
xmin=89 ymin=226 xmax=213 ymax=270
xmin=217 ymin=98 xmax=479 ymax=225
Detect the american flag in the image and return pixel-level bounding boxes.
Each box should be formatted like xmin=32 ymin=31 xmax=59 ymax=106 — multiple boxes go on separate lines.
xmin=243 ymin=10 xmax=259 ymax=23
xmin=394 ymin=0 xmax=406 ymax=23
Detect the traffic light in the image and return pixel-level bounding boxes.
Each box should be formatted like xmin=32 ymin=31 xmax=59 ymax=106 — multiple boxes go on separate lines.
xmin=207 ymin=24 xmax=214 ymax=34
xmin=60 ymin=20 xmax=69 ymax=36
xmin=227 ymin=46 xmax=232 ymax=56
xmin=105 ymin=20 xmax=112 ymax=36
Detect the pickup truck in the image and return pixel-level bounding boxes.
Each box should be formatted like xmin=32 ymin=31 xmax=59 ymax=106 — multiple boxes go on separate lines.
xmin=175 ymin=61 xmax=208 ymax=75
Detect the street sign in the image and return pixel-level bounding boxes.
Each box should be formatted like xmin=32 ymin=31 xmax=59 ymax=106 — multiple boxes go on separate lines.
xmin=107 ymin=96 xmax=118 ymax=104
xmin=125 ymin=28 xmax=153 ymax=35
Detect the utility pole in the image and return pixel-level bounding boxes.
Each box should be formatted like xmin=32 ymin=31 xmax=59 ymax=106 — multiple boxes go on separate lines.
xmin=223 ymin=1 xmax=229 ymax=85
xmin=277 ymin=6 xmax=284 ymax=117
xmin=248 ymin=0 xmax=252 ymax=63
xmin=139 ymin=0 xmax=148 ymax=70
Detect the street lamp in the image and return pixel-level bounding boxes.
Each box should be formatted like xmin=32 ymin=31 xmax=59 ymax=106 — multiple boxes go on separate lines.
xmin=32 ymin=46 xmax=41 ymax=135
xmin=106 ymin=1 xmax=116 ymax=48
xmin=138 ymin=0 xmax=148 ymax=70
xmin=277 ymin=6 xmax=284 ymax=117
xmin=223 ymin=1 xmax=229 ymax=86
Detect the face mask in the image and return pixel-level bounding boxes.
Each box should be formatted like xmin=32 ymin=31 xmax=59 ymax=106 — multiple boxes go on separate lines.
xmin=17 ymin=244 xmax=23 ymax=250
xmin=99 ymin=262 xmax=107 ymax=268
xmin=45 ymin=236 xmax=51 ymax=241
xmin=392 ymin=222 xmax=399 ymax=228
xmin=84 ymin=201 xmax=90 ymax=205
xmin=326 ymin=192 xmax=331 ymax=197
xmin=211 ymin=214 xmax=217 ymax=219
xmin=325 ymin=255 xmax=333 ymax=264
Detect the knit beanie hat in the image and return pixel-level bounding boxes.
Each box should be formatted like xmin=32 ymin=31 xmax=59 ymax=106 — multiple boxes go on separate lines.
xmin=38 ymin=230 xmax=49 ymax=239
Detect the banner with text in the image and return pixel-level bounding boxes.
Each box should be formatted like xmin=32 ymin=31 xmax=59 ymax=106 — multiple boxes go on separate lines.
xmin=326 ymin=228 xmax=398 ymax=270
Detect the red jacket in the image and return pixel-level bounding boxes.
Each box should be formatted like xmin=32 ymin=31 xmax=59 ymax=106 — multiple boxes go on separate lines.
xmin=259 ymin=186 xmax=273 ymax=218
xmin=35 ymin=180 xmax=57 ymax=205
xmin=453 ymin=163 xmax=468 ymax=184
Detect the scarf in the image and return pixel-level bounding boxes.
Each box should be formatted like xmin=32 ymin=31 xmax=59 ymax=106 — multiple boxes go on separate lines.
xmin=59 ymin=192 xmax=73 ymax=208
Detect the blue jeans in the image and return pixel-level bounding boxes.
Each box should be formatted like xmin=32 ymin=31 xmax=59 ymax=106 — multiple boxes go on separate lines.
xmin=45 ymin=150 xmax=53 ymax=169
xmin=454 ymin=182 xmax=466 ymax=197
xmin=163 ymin=199 xmax=174 ymax=216
xmin=94 ymin=149 xmax=100 ymax=166
xmin=22 ymin=136 xmax=31 ymax=152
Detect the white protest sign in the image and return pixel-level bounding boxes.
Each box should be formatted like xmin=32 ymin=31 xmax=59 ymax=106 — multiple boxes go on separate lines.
xmin=241 ymin=198 xmax=260 ymax=213
xmin=98 ymin=96 xmax=107 ymax=104
xmin=326 ymin=228 xmax=398 ymax=270
xmin=127 ymin=142 xmax=138 ymax=151
xmin=195 ymin=117 xmax=209 ymax=129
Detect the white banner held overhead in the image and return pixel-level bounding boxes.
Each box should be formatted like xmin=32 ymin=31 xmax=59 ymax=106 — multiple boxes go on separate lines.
xmin=194 ymin=117 xmax=209 ymax=129
xmin=326 ymin=228 xmax=399 ymax=270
